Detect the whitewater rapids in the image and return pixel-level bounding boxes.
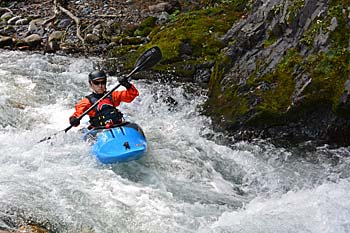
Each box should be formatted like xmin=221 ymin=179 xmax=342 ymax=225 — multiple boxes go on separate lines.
xmin=0 ymin=50 xmax=350 ymax=233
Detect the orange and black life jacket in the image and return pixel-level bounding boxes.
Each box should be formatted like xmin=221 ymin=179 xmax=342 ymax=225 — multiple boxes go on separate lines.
xmin=86 ymin=93 xmax=123 ymax=127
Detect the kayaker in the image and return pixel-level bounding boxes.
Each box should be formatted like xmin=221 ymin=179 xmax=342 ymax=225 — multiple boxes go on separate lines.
xmin=69 ymin=70 xmax=139 ymax=128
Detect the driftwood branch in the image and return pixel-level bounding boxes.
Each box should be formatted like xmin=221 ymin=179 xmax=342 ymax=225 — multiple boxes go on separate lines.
xmin=43 ymin=0 xmax=60 ymax=25
xmin=58 ymin=5 xmax=84 ymax=44
xmin=44 ymin=0 xmax=85 ymax=45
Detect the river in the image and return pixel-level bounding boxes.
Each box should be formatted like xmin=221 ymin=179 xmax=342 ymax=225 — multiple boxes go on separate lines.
xmin=0 ymin=50 xmax=350 ymax=233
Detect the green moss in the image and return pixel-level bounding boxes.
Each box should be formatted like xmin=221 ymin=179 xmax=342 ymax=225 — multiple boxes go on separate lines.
xmin=205 ymin=54 xmax=250 ymax=125
xmin=201 ymin=0 xmax=248 ymax=10
xmin=0 ymin=1 xmax=9 ymax=7
xmin=304 ymin=49 xmax=350 ymax=112
xmin=105 ymin=1 xmax=248 ymax=77
xmin=263 ymin=30 xmax=278 ymax=48
xmin=254 ymin=50 xmax=300 ymax=113
xmin=250 ymin=48 xmax=350 ymax=124
xmin=134 ymin=16 xmax=156 ymax=37
xmin=220 ymin=88 xmax=249 ymax=125
xmin=206 ymin=85 xmax=249 ymax=126
xmin=169 ymin=10 xmax=181 ymax=23
xmin=146 ymin=2 xmax=246 ymax=64
xmin=253 ymin=47 xmax=349 ymax=117
xmin=286 ymin=0 xmax=305 ymax=24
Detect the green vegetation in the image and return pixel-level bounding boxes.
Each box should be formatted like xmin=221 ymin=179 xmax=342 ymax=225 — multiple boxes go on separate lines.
xmin=107 ymin=1 xmax=248 ymax=77
xmin=255 ymin=49 xmax=301 ymax=115
xmin=148 ymin=2 xmax=245 ymax=63
xmin=134 ymin=16 xmax=156 ymax=37
xmin=286 ymin=0 xmax=305 ymax=24
xmin=0 ymin=1 xmax=9 ymax=7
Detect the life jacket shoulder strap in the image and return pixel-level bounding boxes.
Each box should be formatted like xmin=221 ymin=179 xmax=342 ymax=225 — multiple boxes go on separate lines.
xmin=85 ymin=94 xmax=113 ymax=106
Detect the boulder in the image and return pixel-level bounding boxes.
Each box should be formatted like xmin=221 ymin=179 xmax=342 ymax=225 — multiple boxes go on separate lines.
xmin=7 ymin=16 xmax=21 ymax=25
xmin=28 ymin=18 xmax=44 ymax=34
xmin=0 ymin=12 xmax=13 ymax=21
xmin=0 ymin=36 xmax=13 ymax=47
xmin=48 ymin=31 xmax=64 ymax=42
xmin=15 ymin=18 xmax=29 ymax=25
xmin=47 ymin=31 xmax=64 ymax=51
xmin=19 ymin=34 xmax=42 ymax=48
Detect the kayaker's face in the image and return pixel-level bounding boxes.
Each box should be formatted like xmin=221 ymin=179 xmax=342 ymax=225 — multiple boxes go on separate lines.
xmin=90 ymin=78 xmax=106 ymax=94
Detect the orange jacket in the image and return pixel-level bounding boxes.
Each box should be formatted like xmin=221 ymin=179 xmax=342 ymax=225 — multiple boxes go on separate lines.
xmin=70 ymin=84 xmax=139 ymax=120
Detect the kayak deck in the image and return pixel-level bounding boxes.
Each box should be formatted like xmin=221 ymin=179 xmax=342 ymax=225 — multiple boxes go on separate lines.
xmin=83 ymin=122 xmax=147 ymax=164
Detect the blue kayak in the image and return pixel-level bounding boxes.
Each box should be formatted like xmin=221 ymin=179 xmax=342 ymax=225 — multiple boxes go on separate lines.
xmin=82 ymin=122 xmax=147 ymax=164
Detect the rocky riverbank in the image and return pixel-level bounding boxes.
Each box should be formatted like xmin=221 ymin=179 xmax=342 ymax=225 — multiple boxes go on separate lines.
xmin=0 ymin=0 xmax=181 ymax=55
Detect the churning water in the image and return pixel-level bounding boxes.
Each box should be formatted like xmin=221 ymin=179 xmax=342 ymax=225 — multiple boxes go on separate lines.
xmin=0 ymin=50 xmax=350 ymax=233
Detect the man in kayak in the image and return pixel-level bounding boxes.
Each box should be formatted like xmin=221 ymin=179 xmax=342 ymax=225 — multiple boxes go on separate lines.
xmin=69 ymin=70 xmax=139 ymax=128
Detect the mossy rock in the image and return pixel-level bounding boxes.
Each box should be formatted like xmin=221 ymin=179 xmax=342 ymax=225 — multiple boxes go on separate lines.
xmin=104 ymin=1 xmax=248 ymax=78
xmin=111 ymin=34 xmax=144 ymax=45
xmin=134 ymin=16 xmax=156 ymax=37
xmin=141 ymin=2 xmax=246 ymax=63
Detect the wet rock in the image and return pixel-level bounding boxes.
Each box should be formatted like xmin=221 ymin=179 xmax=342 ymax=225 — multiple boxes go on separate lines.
xmin=179 ymin=41 xmax=192 ymax=56
xmin=20 ymin=34 xmax=42 ymax=48
xmin=0 ymin=36 xmax=13 ymax=47
xmin=15 ymin=18 xmax=29 ymax=25
xmin=194 ymin=68 xmax=211 ymax=84
xmin=340 ymin=80 xmax=350 ymax=105
xmin=165 ymin=96 xmax=178 ymax=111
xmin=2 ymin=25 xmax=16 ymax=35
xmin=56 ymin=18 xmax=71 ymax=28
xmin=28 ymin=19 xmax=44 ymax=34
xmin=1 ymin=12 xmax=13 ymax=21
xmin=149 ymin=2 xmax=173 ymax=13
xmin=48 ymin=31 xmax=64 ymax=42
xmin=328 ymin=16 xmax=338 ymax=31
xmin=7 ymin=16 xmax=21 ymax=25
xmin=47 ymin=31 xmax=64 ymax=51
xmin=204 ymin=0 xmax=350 ymax=146
xmin=85 ymin=33 xmax=101 ymax=44
xmin=337 ymin=79 xmax=350 ymax=119
xmin=157 ymin=11 xmax=170 ymax=25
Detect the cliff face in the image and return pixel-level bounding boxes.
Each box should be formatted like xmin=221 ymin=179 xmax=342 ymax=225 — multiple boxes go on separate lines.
xmin=205 ymin=0 xmax=350 ymax=145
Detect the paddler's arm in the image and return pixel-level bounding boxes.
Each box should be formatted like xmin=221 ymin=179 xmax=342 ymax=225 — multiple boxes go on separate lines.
xmin=69 ymin=97 xmax=91 ymax=126
xmin=111 ymin=84 xmax=139 ymax=106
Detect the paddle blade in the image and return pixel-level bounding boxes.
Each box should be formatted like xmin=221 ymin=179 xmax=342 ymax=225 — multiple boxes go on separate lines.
xmin=134 ymin=46 xmax=162 ymax=72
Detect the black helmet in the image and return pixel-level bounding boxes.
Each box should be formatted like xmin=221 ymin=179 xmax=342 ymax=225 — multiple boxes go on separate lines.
xmin=88 ymin=70 xmax=107 ymax=82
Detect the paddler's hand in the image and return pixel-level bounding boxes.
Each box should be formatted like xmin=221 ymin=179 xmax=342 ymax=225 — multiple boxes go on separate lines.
xmin=69 ymin=116 xmax=80 ymax=127
xmin=118 ymin=77 xmax=132 ymax=90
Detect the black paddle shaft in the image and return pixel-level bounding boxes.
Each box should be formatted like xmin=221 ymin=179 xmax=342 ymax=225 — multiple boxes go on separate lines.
xmin=64 ymin=46 xmax=162 ymax=133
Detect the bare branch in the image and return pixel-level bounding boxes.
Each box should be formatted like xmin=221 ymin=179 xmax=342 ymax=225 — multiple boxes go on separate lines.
xmin=58 ymin=5 xmax=84 ymax=45
xmin=43 ymin=0 xmax=85 ymax=45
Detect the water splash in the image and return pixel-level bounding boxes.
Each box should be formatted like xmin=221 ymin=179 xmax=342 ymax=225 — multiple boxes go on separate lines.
xmin=0 ymin=50 xmax=349 ymax=232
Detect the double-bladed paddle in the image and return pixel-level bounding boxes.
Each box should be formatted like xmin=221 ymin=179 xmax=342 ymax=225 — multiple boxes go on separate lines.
xmin=39 ymin=46 xmax=162 ymax=143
